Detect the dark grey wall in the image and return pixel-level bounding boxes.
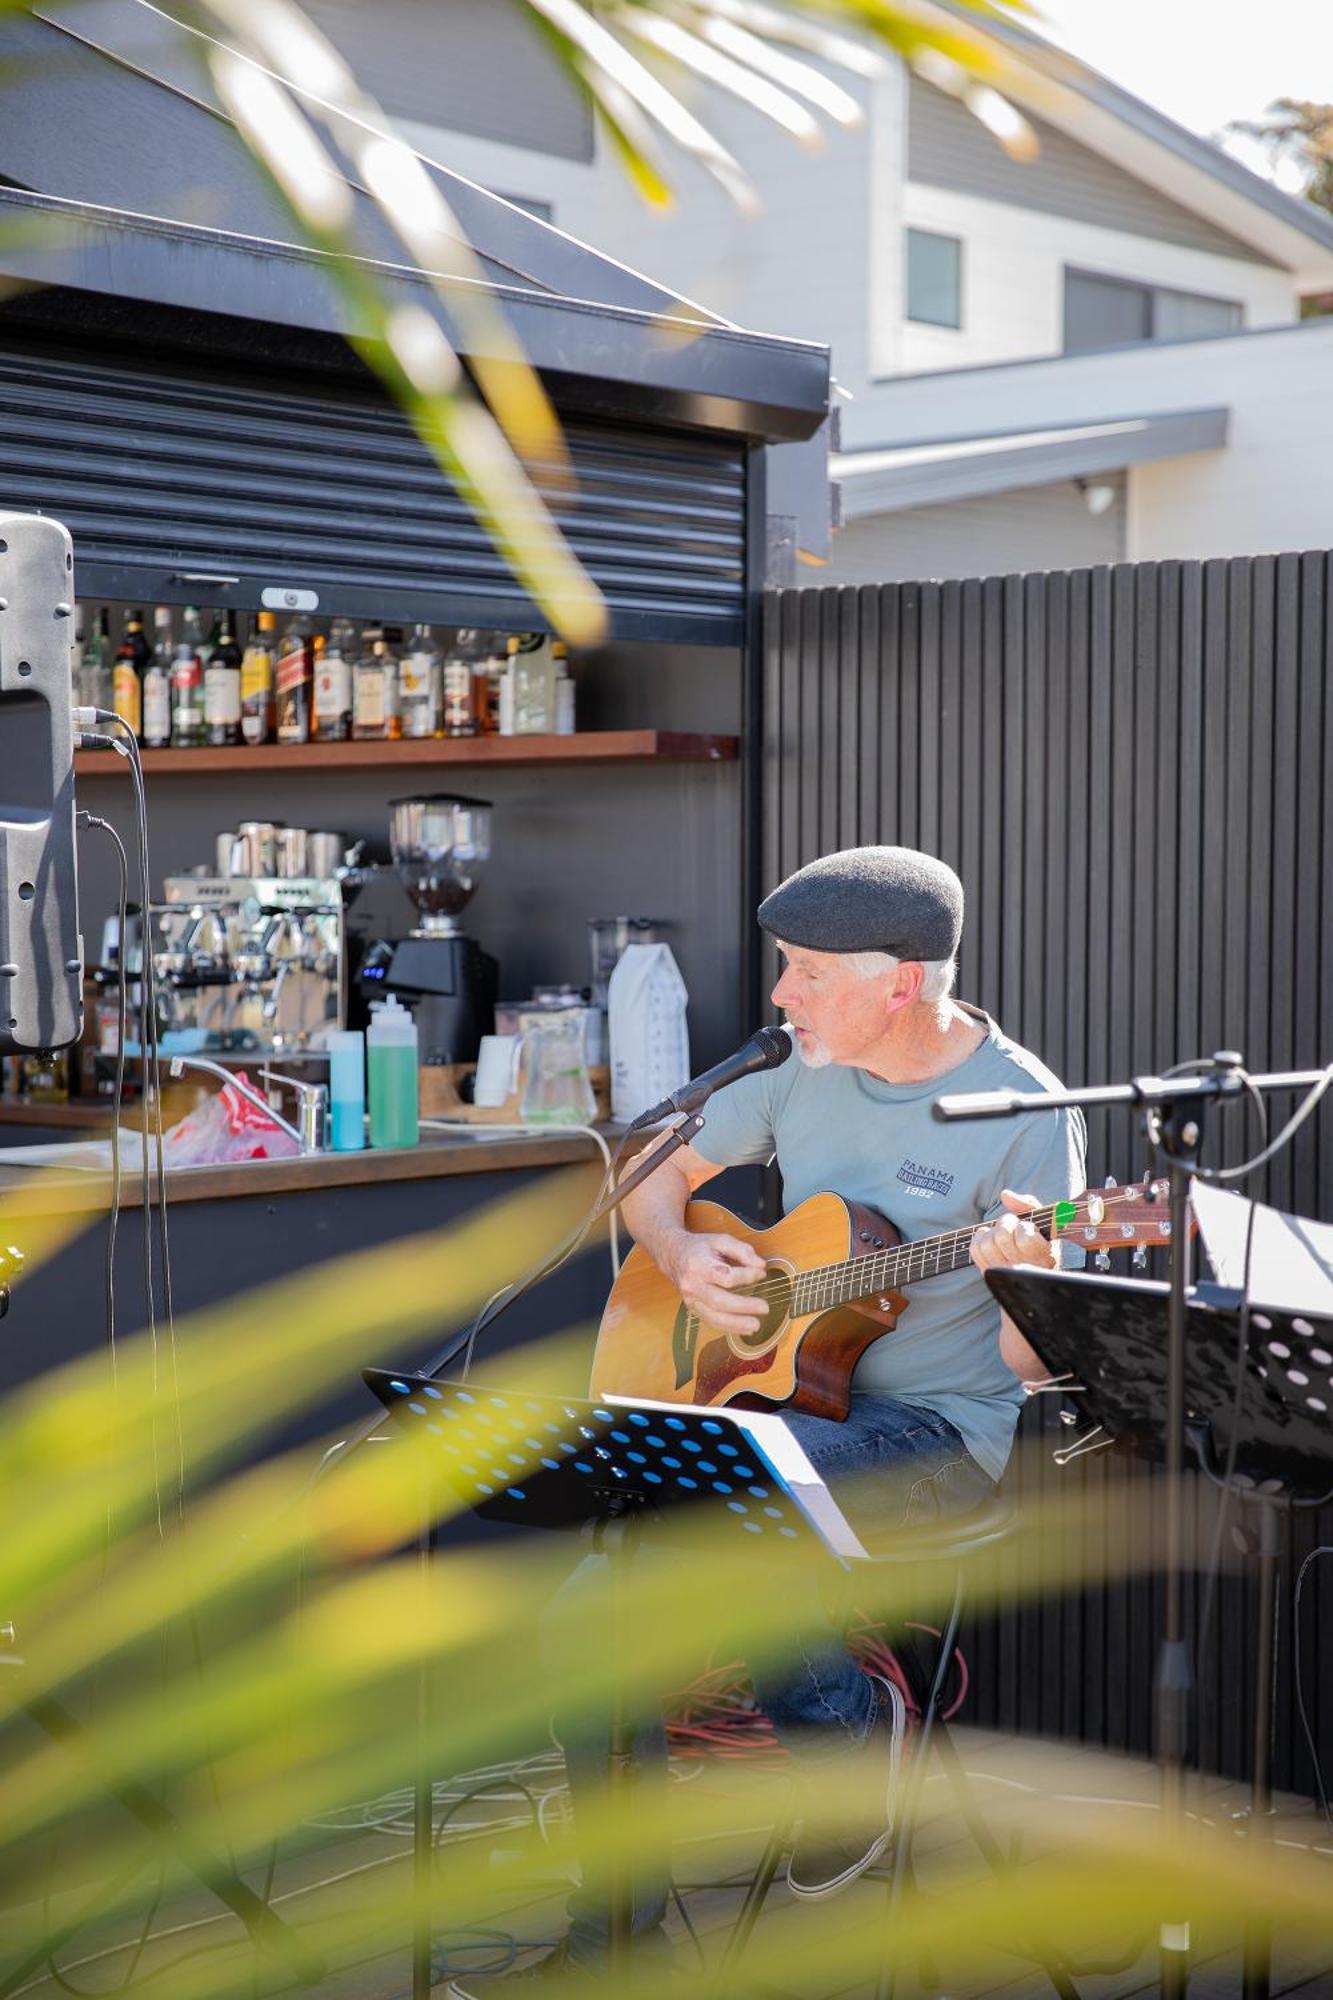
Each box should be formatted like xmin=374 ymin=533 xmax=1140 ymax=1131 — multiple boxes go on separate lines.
xmin=766 ymin=552 xmax=1333 ymax=1797
xmin=907 ymin=76 xmax=1277 ymax=267
xmin=73 ymin=641 xmax=746 ymax=1067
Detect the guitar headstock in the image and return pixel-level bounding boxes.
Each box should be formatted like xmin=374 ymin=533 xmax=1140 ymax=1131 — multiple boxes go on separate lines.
xmin=1054 ymin=1178 xmax=1174 ymax=1262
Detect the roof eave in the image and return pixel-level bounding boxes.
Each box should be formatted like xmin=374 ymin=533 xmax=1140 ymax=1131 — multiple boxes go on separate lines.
xmin=917 ymin=0 xmax=1333 ymax=280
xmin=832 ymin=406 xmax=1230 ymax=515
xmin=0 ymin=187 xmax=830 ymax=443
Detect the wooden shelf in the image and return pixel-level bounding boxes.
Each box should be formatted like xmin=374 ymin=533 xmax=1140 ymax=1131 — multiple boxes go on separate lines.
xmin=74 ymin=730 xmax=738 ymax=778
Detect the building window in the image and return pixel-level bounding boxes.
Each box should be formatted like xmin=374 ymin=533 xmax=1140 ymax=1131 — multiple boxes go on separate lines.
xmin=906 ymin=228 xmax=962 ymax=329
xmin=1063 ymin=268 xmax=1242 ymax=354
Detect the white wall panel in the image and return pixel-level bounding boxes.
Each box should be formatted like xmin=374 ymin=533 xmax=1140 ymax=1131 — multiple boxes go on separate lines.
xmin=815 ymin=478 xmax=1125 ymax=586
xmin=869 ymin=184 xmax=1298 ymax=381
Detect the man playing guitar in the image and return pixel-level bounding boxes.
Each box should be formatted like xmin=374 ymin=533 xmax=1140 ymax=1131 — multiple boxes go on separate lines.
xmin=448 ymin=844 xmax=1085 ymax=1995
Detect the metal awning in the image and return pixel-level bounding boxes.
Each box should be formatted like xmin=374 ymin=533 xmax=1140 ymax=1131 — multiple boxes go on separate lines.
xmin=832 ymin=407 xmax=1229 ymax=519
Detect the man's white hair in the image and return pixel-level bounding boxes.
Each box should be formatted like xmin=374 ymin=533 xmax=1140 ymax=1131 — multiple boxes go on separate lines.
xmin=842 ymin=950 xmax=957 ymax=1002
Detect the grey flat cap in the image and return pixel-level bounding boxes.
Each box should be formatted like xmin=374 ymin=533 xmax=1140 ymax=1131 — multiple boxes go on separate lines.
xmin=758 ymin=845 xmax=963 ymax=960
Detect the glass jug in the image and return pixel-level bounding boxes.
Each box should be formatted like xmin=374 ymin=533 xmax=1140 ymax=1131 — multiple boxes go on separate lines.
xmin=520 ymin=1011 xmax=597 ymax=1127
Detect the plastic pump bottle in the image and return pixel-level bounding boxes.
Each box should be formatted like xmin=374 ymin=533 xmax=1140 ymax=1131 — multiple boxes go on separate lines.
xmin=367 ymin=999 xmax=419 ymax=1148
xmin=326 ymin=1029 xmax=366 ymax=1152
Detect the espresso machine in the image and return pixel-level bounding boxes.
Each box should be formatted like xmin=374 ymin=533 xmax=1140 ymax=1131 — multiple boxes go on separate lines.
xmin=354 ymin=795 xmax=498 ymax=1065
xmin=153 ymin=874 xmax=345 ymax=1052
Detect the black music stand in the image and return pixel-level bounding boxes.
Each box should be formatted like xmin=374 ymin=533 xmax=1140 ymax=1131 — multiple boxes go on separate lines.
xmin=986 ymin=1267 xmax=1333 ymax=2000
xmin=363 ymin=1370 xmax=868 ymax=1991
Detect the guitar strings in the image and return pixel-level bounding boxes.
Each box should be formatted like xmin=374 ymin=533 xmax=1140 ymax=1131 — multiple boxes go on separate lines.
xmin=727 ymin=1186 xmax=1165 ymax=1311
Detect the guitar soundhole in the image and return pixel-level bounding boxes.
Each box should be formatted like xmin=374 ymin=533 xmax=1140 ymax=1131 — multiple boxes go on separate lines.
xmin=732 ymin=1264 xmax=792 ymax=1352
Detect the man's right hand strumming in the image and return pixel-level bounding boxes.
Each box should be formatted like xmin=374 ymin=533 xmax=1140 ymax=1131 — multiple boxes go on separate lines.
xmin=661 ymin=1230 xmax=769 ymax=1337
xmin=618 ymin=1136 xmax=770 ymax=1337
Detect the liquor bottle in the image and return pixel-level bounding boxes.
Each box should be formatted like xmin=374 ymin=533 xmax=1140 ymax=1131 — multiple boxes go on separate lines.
xmin=204 ymin=610 xmax=243 ymax=747
xmin=314 ymin=617 xmax=354 ymax=741
xmin=241 ymin=611 xmax=276 ymax=744
xmin=352 ymin=631 xmax=400 ymax=741
xmin=142 ymin=607 xmax=173 ymax=749
xmin=170 ymin=606 xmax=206 ymax=748
xmin=83 ymin=607 xmax=114 ymax=714
xmin=553 ymin=641 xmax=575 ymax=735
xmin=400 ymin=623 xmax=442 ymax=738
xmin=441 ymin=629 xmax=480 ymax=739
xmin=511 ymin=634 xmax=557 ymax=735
xmin=382 ymin=626 xmax=405 ymax=741
xmin=113 ymin=609 xmax=150 ymax=740
xmin=482 ymin=633 xmax=509 ymax=736
xmin=275 ymin=613 xmax=313 ymax=745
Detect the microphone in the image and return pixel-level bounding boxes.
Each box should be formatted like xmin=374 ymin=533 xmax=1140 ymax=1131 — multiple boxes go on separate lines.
xmin=630 ymin=1024 xmax=794 ymax=1130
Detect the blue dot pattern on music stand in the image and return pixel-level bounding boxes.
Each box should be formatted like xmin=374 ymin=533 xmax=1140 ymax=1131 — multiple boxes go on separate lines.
xmin=367 ymin=1374 xmax=808 ymax=1543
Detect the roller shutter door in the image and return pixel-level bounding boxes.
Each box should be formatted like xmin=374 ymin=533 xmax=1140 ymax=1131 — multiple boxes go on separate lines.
xmin=0 ymin=344 xmax=746 ymax=643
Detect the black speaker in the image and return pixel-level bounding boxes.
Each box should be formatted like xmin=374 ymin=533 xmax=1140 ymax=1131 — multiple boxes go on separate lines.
xmin=0 ymin=512 xmax=82 ymax=1055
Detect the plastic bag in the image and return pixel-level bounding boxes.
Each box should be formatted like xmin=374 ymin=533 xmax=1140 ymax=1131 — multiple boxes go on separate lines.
xmin=161 ymin=1079 xmax=301 ymax=1167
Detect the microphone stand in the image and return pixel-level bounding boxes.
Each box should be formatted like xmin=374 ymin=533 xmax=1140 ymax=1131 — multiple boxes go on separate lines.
xmin=933 ymin=1052 xmax=1330 ymax=2000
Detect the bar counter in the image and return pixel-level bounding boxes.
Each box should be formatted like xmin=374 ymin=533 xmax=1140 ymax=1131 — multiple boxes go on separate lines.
xmin=0 ymin=1121 xmax=612 ymax=1211
xmin=0 ymin=1121 xmax=620 ymax=1431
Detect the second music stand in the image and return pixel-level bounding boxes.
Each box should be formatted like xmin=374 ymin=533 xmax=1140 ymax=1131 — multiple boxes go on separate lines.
xmin=986 ymin=1266 xmax=1333 ymax=2000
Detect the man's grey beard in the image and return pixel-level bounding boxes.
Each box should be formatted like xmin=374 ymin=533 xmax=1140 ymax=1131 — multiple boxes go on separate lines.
xmin=794 ymin=1031 xmax=833 ymax=1069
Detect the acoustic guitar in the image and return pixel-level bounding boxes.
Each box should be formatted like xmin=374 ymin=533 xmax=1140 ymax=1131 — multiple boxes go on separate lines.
xmin=590 ymin=1180 xmax=1172 ymax=1418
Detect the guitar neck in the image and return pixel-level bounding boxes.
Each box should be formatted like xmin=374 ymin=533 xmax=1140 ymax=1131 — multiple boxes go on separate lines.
xmin=791 ymin=1203 xmax=1065 ymax=1316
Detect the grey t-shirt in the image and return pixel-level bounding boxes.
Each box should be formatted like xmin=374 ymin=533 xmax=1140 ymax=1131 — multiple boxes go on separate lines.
xmin=689 ymin=1007 xmax=1087 ymax=1482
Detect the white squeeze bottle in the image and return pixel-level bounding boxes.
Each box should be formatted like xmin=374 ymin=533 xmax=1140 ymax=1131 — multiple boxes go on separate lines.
xmin=367 ymin=998 xmax=419 ymax=1148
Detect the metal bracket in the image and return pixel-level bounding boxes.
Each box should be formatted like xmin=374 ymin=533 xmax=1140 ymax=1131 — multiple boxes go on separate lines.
xmin=1052 ymin=1425 xmax=1114 ymax=1466
xmin=1023 ymin=1371 xmax=1086 ymax=1397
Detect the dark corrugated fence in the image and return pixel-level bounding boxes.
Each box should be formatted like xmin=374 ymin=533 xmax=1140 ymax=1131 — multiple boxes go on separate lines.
xmin=763 ymin=554 xmax=1333 ymax=1795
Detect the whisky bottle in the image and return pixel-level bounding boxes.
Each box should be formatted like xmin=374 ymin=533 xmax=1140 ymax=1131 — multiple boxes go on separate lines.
xmin=400 ymin=623 xmax=442 ymax=738
xmin=241 ymin=611 xmax=276 ymax=744
xmin=314 ymin=617 xmax=354 ymax=741
xmin=275 ymin=613 xmax=313 ymax=745
xmin=112 ymin=609 xmax=149 ymax=740
xmin=352 ymin=632 xmax=399 ymax=741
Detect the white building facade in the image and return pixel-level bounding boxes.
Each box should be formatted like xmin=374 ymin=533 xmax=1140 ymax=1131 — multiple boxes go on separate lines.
xmin=351 ymin=0 xmax=1333 ymax=587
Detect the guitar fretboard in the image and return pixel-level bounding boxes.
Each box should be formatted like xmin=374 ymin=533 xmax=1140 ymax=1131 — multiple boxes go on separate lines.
xmin=789 ymin=1203 xmax=1064 ymax=1317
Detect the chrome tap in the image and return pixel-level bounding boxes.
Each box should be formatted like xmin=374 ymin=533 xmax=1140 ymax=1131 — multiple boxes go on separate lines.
xmin=165 ymin=1055 xmax=303 ymax=1147
xmin=259 ymin=1069 xmax=328 ymax=1154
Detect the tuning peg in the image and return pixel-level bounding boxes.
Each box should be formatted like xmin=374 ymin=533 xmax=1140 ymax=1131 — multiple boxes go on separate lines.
xmin=1095 ymin=1249 xmax=1112 ymax=1272
xmin=1132 ymin=1247 xmax=1148 ymax=1272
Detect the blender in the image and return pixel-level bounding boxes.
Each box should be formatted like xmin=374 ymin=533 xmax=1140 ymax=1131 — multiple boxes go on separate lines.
xmin=356 ymin=794 xmax=498 ymax=1065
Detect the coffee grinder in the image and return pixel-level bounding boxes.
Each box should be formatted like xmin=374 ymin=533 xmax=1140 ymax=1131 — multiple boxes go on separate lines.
xmin=356 ymin=795 xmax=498 ymax=1065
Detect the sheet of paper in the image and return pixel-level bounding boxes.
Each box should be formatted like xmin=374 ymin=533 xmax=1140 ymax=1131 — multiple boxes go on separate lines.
xmin=1191 ymin=1179 xmax=1333 ymax=1317
xmin=604 ymin=1393 xmax=870 ymax=1561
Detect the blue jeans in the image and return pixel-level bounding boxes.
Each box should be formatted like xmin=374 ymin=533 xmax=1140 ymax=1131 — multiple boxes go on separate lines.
xmin=543 ymin=1395 xmax=993 ymax=1959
